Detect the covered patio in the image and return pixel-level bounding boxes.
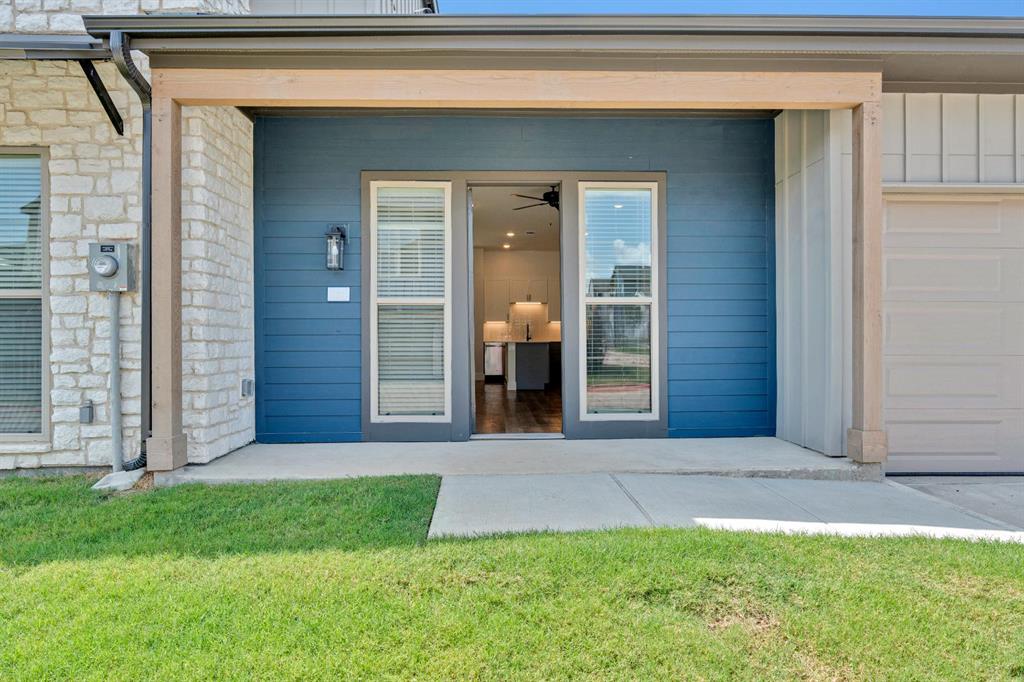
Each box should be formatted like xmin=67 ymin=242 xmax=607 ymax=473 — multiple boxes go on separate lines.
xmin=82 ymin=15 xmax=890 ymax=473
xmin=153 ymin=437 xmax=879 ymax=486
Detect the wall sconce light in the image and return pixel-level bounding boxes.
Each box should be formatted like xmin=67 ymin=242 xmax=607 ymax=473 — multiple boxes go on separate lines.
xmin=326 ymin=224 xmax=346 ymax=271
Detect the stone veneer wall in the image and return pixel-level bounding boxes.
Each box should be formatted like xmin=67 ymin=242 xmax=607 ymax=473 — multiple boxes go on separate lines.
xmin=181 ymin=106 xmax=254 ymax=464
xmin=2 ymin=0 xmax=249 ymax=34
xmin=0 ymin=59 xmax=145 ymax=468
xmin=0 ymin=0 xmax=255 ymax=470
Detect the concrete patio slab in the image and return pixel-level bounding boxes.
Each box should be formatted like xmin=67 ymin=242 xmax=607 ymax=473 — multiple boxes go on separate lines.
xmin=154 ymin=437 xmax=879 ymax=487
xmin=897 ymin=476 xmax=1024 ymax=530
xmin=428 ymin=473 xmax=649 ymax=537
xmin=428 ymin=474 xmax=1024 ymax=542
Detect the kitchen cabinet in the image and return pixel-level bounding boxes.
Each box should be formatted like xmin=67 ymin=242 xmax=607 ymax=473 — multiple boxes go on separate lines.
xmin=513 ymin=342 xmax=550 ymax=390
xmin=483 ymin=279 xmax=509 ymax=322
xmin=509 ymin=278 xmax=548 ymax=304
xmin=529 ymin=279 xmax=548 ymax=303
xmin=508 ymin=279 xmax=528 ymax=303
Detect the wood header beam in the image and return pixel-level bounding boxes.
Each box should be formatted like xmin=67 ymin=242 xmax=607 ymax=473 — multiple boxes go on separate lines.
xmin=153 ymin=68 xmax=881 ymax=110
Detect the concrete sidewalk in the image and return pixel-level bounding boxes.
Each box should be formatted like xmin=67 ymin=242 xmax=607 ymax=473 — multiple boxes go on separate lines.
xmin=900 ymin=476 xmax=1024 ymax=530
xmin=428 ymin=474 xmax=1024 ymax=542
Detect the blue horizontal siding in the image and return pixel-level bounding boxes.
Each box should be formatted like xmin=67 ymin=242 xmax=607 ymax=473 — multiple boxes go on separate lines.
xmin=255 ymin=115 xmax=774 ymax=442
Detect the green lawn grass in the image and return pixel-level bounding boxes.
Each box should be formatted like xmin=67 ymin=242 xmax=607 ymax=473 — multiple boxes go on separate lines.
xmin=1 ymin=475 xmax=1022 ymax=680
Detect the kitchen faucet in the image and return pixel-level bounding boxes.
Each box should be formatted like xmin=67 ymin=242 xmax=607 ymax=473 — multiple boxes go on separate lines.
xmin=526 ymin=323 xmax=532 ymax=342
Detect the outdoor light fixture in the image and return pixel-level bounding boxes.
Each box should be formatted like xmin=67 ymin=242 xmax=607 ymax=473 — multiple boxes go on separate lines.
xmin=326 ymin=224 xmax=347 ymax=270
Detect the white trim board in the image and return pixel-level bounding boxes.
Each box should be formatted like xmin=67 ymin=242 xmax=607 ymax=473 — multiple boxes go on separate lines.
xmin=577 ymin=181 xmax=660 ymax=423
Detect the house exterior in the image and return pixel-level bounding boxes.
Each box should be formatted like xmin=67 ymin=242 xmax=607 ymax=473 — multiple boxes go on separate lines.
xmin=0 ymin=11 xmax=1021 ymax=475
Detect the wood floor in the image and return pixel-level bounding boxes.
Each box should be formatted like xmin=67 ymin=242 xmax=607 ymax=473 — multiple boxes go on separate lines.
xmin=474 ymin=381 xmax=562 ymax=434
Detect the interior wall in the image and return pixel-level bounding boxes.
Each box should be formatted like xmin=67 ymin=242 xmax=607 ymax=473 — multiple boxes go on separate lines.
xmin=473 ymin=246 xmax=484 ymax=376
xmin=774 ymin=110 xmax=848 ymax=456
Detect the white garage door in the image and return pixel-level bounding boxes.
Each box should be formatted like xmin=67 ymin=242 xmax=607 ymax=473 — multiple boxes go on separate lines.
xmin=883 ymin=192 xmax=1024 ymax=473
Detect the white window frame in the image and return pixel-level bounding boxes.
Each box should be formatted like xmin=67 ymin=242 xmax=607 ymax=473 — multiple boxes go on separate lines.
xmin=0 ymin=147 xmax=50 ymax=443
xmin=577 ymin=181 xmax=660 ymax=422
xmin=368 ymin=180 xmax=452 ymax=423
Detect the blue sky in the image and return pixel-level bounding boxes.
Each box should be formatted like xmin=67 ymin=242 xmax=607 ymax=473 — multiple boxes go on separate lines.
xmin=438 ymin=0 xmax=1024 ymax=16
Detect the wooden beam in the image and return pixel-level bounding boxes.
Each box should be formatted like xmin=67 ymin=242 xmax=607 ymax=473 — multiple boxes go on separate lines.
xmin=146 ymin=96 xmax=187 ymax=471
xmin=153 ymin=68 xmax=880 ymax=110
xmin=848 ymin=100 xmax=887 ymax=464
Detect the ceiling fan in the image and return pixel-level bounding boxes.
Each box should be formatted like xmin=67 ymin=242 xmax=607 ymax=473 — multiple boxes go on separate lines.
xmin=513 ymin=186 xmax=560 ymax=211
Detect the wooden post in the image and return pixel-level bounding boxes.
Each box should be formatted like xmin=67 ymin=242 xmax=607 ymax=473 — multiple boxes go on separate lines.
xmin=848 ymin=101 xmax=888 ymax=464
xmin=146 ymin=96 xmax=187 ymax=471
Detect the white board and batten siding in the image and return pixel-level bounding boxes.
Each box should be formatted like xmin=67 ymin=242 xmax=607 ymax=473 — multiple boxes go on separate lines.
xmin=774 ymin=110 xmax=849 ymax=457
xmin=776 ymin=95 xmax=1024 ymax=473
xmin=880 ymin=93 xmax=1024 ymax=185
xmin=880 ymin=93 xmax=1024 ymax=473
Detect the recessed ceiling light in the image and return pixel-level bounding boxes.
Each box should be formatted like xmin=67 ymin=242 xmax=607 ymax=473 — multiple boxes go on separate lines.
xmin=502 ymin=243 xmax=511 ymax=249
xmin=506 ymin=232 xmax=515 ymax=237
xmin=613 ymin=203 xmax=625 ymax=209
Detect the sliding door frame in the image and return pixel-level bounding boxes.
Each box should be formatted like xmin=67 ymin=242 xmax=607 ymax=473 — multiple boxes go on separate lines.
xmin=361 ymin=170 xmax=667 ymax=442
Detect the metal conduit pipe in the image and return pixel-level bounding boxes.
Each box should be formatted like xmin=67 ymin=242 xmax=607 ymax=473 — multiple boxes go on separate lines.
xmin=109 ymin=291 xmax=123 ymax=472
xmin=110 ymin=30 xmax=151 ymax=471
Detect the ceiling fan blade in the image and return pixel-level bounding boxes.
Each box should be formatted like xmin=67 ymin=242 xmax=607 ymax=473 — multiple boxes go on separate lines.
xmin=513 ymin=202 xmax=548 ymax=211
xmin=513 ymin=194 xmax=545 ymax=201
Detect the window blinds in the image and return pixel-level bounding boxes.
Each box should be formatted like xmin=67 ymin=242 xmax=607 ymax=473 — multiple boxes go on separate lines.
xmin=373 ymin=184 xmax=449 ymax=419
xmin=0 ymin=299 xmax=42 ymax=434
xmin=0 ymin=154 xmax=43 ymax=435
xmin=0 ymin=155 xmax=42 ymax=290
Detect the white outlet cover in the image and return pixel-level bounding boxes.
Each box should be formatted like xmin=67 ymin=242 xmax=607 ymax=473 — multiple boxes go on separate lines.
xmin=327 ymin=287 xmax=350 ymax=302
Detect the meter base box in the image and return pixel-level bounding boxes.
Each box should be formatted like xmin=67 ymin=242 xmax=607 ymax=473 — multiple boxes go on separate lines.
xmin=88 ymin=242 xmax=136 ymax=292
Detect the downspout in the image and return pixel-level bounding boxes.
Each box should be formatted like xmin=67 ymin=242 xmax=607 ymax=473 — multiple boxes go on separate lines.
xmin=110 ymin=31 xmax=151 ymax=471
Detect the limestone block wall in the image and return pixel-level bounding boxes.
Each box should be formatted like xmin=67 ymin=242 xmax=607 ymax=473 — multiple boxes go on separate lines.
xmin=181 ymin=106 xmax=255 ymax=464
xmin=0 ymin=59 xmax=145 ymax=469
xmin=1 ymin=0 xmax=249 ymax=34
xmin=0 ymin=6 xmax=256 ymax=469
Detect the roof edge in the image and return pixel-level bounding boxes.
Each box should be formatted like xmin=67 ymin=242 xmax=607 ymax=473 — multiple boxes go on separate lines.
xmin=82 ymin=14 xmax=1024 ymax=40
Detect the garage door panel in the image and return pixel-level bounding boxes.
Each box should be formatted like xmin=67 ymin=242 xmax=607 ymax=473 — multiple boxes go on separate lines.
xmin=886 ymin=408 xmax=1024 ymax=473
xmin=884 ymin=302 xmax=1024 ymax=356
xmin=885 ymin=356 xmax=1024 ymax=410
xmin=883 ymin=196 xmax=1024 ymax=249
xmin=883 ymin=192 xmax=1024 ymax=473
xmin=884 ymin=248 xmax=1024 ymax=302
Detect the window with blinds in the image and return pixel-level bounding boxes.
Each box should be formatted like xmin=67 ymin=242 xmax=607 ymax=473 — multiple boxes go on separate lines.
xmin=579 ymin=183 xmax=658 ymax=419
xmin=370 ymin=183 xmax=450 ymax=421
xmin=0 ymin=154 xmax=44 ymax=435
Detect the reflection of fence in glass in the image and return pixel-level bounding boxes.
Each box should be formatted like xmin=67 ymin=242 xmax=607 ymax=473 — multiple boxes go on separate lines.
xmin=585 ymin=304 xmax=651 ymax=414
